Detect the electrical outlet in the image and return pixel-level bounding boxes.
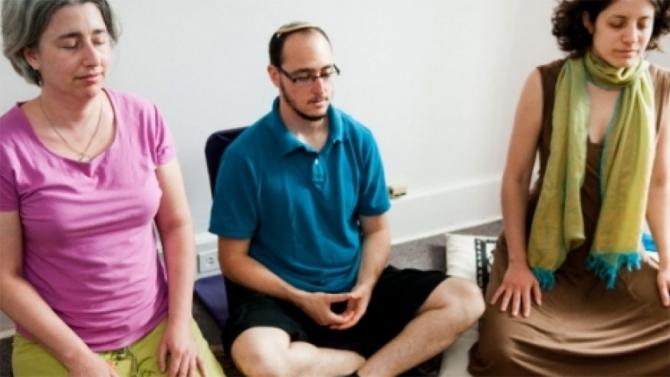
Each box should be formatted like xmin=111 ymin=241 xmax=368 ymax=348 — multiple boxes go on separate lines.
xmin=198 ymin=250 xmax=220 ymax=274
xmin=388 ymin=184 xmax=407 ymax=199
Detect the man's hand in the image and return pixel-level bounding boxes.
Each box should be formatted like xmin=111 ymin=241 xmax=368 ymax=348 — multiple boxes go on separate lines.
xmin=294 ymin=291 xmax=354 ymax=327
xmin=329 ymin=283 xmax=373 ymax=330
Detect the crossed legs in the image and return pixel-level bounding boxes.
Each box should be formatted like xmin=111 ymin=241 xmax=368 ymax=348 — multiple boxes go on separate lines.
xmin=231 ymin=277 xmax=484 ymax=377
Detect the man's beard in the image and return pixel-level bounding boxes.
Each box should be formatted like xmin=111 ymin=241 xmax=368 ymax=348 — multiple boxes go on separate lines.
xmin=280 ymin=83 xmax=329 ymax=122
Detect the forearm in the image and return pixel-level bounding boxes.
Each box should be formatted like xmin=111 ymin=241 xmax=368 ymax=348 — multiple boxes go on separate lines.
xmin=220 ymin=245 xmax=304 ymax=303
xmin=501 ymin=176 xmax=531 ymax=265
xmin=1 ymin=275 xmax=91 ymax=368
xmin=356 ymin=226 xmax=391 ymax=289
xmin=161 ymin=222 xmax=196 ymax=326
xmin=647 ymin=183 xmax=669 ymax=267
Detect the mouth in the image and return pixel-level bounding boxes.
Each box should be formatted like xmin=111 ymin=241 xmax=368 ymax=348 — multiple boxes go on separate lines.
xmin=77 ymin=72 xmax=102 ymax=83
xmin=615 ymin=49 xmax=638 ymax=58
xmin=309 ymin=97 xmax=329 ymax=106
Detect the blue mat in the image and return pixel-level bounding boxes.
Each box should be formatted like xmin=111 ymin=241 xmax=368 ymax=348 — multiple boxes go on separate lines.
xmin=194 ymin=274 xmax=229 ymax=328
xmin=642 ymin=232 xmax=657 ymax=252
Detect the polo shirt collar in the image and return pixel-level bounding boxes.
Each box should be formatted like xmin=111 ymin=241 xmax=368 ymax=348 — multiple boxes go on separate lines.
xmin=268 ymin=97 xmax=344 ymax=156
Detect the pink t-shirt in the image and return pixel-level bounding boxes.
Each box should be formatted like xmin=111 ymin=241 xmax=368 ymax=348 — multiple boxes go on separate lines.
xmin=0 ymin=89 xmax=173 ymax=351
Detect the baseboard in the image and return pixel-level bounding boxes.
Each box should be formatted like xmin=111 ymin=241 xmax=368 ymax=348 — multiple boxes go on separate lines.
xmin=387 ymin=176 xmax=502 ymax=244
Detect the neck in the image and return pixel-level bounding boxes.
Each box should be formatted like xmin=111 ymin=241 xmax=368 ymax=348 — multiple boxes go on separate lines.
xmin=39 ymin=88 xmax=103 ymax=129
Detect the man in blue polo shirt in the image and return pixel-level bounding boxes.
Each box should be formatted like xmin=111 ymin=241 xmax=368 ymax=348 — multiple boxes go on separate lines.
xmin=209 ymin=22 xmax=485 ymax=377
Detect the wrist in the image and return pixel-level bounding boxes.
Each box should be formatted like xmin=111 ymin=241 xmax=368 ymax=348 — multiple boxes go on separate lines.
xmin=353 ymin=279 xmax=375 ymax=293
xmin=286 ymin=287 xmax=307 ymax=306
xmin=659 ymin=255 xmax=670 ymax=270
xmin=167 ymin=312 xmax=192 ymax=329
xmin=61 ymin=343 xmax=94 ymax=370
xmin=508 ymin=258 xmax=529 ymax=268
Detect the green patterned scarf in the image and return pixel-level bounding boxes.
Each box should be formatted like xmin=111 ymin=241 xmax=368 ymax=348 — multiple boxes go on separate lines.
xmin=528 ymin=52 xmax=655 ymax=289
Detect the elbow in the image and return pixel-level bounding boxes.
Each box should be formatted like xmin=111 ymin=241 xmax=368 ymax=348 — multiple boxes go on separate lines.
xmin=501 ymin=171 xmax=532 ymax=198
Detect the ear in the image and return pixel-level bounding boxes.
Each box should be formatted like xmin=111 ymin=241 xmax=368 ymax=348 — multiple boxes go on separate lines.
xmin=267 ymin=64 xmax=281 ymax=89
xmin=23 ymin=47 xmax=41 ymax=71
xmin=582 ymin=11 xmax=594 ymax=34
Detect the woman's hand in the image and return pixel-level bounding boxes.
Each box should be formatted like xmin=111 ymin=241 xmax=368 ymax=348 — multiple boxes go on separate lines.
xmin=657 ymin=262 xmax=670 ymax=307
xmin=491 ymin=261 xmax=542 ymax=317
xmin=67 ymin=350 xmax=119 ymax=377
xmin=158 ymin=320 xmax=206 ymax=377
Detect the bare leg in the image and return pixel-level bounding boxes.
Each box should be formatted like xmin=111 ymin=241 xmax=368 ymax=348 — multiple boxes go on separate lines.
xmin=231 ymin=326 xmax=365 ymax=377
xmin=358 ymin=277 xmax=485 ymax=377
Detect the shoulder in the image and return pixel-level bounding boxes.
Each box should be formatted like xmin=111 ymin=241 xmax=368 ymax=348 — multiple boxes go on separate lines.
xmin=649 ymin=62 xmax=670 ymax=89
xmin=0 ymin=105 xmax=30 ymax=149
xmin=105 ymin=88 xmax=164 ymax=123
xmin=332 ymin=107 xmax=376 ymax=145
xmin=223 ymin=116 xmax=274 ymax=166
xmin=649 ymin=63 xmax=670 ymax=132
xmin=106 ymin=88 xmax=155 ymax=111
xmin=537 ymin=58 xmax=567 ymax=74
xmin=105 ymin=89 xmax=171 ymax=140
xmin=536 ymin=58 xmax=567 ymax=91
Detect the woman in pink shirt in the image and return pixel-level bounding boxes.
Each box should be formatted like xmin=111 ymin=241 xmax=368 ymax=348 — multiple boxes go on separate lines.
xmin=0 ymin=1 xmax=224 ymax=376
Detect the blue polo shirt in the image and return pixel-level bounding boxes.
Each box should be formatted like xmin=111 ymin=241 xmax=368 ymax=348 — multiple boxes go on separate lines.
xmin=209 ymin=98 xmax=390 ymax=293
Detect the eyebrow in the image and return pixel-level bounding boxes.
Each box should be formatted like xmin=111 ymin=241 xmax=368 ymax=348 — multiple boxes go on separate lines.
xmin=608 ymin=14 xmax=652 ymax=20
xmin=56 ymin=29 xmax=108 ymax=40
xmin=290 ymin=65 xmax=335 ymax=74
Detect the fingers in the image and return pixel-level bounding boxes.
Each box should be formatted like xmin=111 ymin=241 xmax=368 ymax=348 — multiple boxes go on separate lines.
xmin=170 ymin=348 xmax=208 ymax=377
xmin=532 ymin=281 xmax=542 ymax=306
xmin=511 ymin=290 xmax=521 ymax=316
xmin=168 ymin=353 xmax=182 ymax=377
xmin=499 ymin=289 xmax=512 ymax=312
xmin=495 ymin=285 xmax=538 ymax=317
xmin=108 ymin=363 xmax=121 ymax=377
xmin=327 ymin=292 xmax=352 ymax=303
xmin=329 ymin=296 xmax=366 ymax=330
xmin=658 ymin=278 xmax=670 ymax=307
xmin=185 ymin=356 xmax=195 ymax=377
xmin=490 ymin=286 xmax=505 ymax=305
xmin=522 ymin=288 xmax=531 ymax=317
xmin=158 ymin=341 xmax=168 ymax=373
xmin=196 ymin=356 xmax=207 ymax=377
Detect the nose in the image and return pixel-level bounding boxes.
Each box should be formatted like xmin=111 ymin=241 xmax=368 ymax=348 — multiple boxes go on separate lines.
xmin=81 ymin=40 xmax=102 ymax=66
xmin=310 ymin=75 xmax=327 ymax=93
xmin=622 ymin=25 xmax=638 ymax=44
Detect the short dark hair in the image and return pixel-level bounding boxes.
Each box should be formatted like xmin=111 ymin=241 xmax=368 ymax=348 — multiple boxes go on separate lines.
xmin=1 ymin=0 xmax=119 ymax=86
xmin=551 ymin=0 xmax=670 ymax=57
xmin=268 ymin=21 xmax=330 ymax=68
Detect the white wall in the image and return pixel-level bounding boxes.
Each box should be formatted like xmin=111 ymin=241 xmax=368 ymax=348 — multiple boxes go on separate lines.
xmin=1 ymin=1 xmax=668 ymax=246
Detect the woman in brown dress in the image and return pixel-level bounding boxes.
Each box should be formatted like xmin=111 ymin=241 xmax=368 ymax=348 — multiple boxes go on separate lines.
xmin=468 ymin=0 xmax=670 ymax=375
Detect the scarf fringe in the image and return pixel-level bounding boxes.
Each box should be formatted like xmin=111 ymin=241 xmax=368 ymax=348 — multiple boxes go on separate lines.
xmin=585 ymin=253 xmax=641 ymax=289
xmin=532 ymin=267 xmax=556 ymax=290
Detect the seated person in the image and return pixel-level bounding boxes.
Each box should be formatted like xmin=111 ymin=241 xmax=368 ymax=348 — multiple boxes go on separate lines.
xmin=468 ymin=0 xmax=670 ymax=376
xmin=0 ymin=1 xmax=224 ymax=376
xmin=209 ymin=21 xmax=485 ymax=377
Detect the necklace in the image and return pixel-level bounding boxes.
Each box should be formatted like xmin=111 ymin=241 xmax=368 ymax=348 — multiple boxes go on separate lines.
xmin=39 ymin=96 xmax=103 ymax=162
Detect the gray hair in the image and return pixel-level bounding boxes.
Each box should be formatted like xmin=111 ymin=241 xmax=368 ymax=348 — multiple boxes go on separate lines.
xmin=1 ymin=0 xmax=119 ymax=86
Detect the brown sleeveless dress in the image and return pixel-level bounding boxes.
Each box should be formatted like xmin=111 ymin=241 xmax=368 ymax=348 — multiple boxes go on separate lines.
xmin=468 ymin=60 xmax=670 ymax=377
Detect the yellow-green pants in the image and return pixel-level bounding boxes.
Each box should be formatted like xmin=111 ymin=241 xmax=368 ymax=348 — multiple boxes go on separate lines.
xmin=12 ymin=319 xmax=225 ymax=377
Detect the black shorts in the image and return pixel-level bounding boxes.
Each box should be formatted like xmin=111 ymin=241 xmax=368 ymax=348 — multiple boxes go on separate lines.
xmin=222 ymin=266 xmax=448 ymax=357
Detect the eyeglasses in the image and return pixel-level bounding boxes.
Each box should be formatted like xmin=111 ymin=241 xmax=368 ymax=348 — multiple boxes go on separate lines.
xmin=277 ymin=64 xmax=340 ymax=87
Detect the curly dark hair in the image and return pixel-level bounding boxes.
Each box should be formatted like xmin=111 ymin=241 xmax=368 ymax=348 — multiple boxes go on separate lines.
xmin=552 ymin=0 xmax=670 ymax=57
